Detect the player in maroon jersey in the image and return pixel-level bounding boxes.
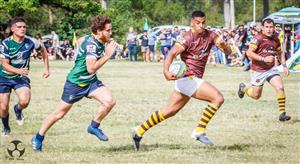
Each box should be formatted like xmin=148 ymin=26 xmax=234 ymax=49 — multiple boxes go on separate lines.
xmin=238 ymin=18 xmax=290 ymax=122
xmin=131 ymin=10 xmax=232 ymax=150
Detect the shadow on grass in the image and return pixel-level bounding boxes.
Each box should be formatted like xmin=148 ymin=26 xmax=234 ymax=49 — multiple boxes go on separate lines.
xmin=105 ymin=143 xmax=184 ymax=152
xmin=205 ymin=144 xmax=251 ymax=151
xmin=290 ymin=119 xmax=300 ymax=124
xmin=51 ymin=143 xmax=286 ymax=153
xmin=105 ymin=143 xmax=253 ymax=152
xmin=204 ymin=143 xmax=287 ymax=151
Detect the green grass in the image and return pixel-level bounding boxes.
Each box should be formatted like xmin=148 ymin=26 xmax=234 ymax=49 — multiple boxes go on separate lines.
xmin=1 ymin=60 xmax=299 ymax=163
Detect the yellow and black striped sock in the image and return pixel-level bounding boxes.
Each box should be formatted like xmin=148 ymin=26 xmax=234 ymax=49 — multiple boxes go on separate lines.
xmin=136 ymin=111 xmax=165 ymax=136
xmin=195 ymin=103 xmax=219 ymax=133
xmin=277 ymin=93 xmax=286 ymax=114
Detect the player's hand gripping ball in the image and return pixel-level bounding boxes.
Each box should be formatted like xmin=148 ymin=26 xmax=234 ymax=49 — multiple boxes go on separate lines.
xmin=169 ymin=60 xmax=186 ymax=78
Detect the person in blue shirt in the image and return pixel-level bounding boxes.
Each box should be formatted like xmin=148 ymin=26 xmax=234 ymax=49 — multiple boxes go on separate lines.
xmin=159 ymin=28 xmax=173 ymax=59
xmin=148 ymin=29 xmax=157 ymax=62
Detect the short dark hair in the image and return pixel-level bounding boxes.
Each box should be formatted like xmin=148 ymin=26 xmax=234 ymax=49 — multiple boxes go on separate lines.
xmin=91 ymin=15 xmax=111 ymax=34
xmin=10 ymin=17 xmax=26 ymax=27
xmin=191 ymin=11 xmax=205 ymax=18
xmin=262 ymin=18 xmax=274 ymax=26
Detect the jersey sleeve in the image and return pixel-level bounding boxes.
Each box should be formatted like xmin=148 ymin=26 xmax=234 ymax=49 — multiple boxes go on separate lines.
xmin=85 ymin=41 xmax=101 ymax=60
xmin=176 ymin=32 xmax=192 ymax=49
xmin=0 ymin=41 xmax=10 ymax=59
xmin=210 ymin=31 xmax=220 ymax=45
xmin=248 ymin=36 xmax=260 ymax=51
xmin=33 ymin=38 xmax=42 ymax=50
xmin=0 ymin=45 xmax=4 ymax=59
xmin=28 ymin=36 xmax=42 ymax=51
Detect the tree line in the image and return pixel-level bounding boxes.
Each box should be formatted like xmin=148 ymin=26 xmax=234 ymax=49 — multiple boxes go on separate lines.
xmin=0 ymin=0 xmax=299 ymax=44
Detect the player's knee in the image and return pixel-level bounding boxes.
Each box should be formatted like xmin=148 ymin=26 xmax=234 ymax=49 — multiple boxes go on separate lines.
xmin=0 ymin=103 xmax=9 ymax=112
xmin=252 ymin=94 xmax=261 ymax=100
xmin=0 ymin=110 xmax=9 ymax=118
xmin=275 ymin=85 xmax=284 ymax=93
xmin=19 ymin=99 xmax=30 ymax=108
xmin=103 ymin=98 xmax=116 ymax=109
xmin=55 ymin=111 xmax=67 ymax=120
xmin=213 ymin=95 xmax=224 ymax=106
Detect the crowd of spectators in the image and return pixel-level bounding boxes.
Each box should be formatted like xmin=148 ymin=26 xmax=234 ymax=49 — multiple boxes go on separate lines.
xmin=1 ymin=21 xmax=299 ymax=65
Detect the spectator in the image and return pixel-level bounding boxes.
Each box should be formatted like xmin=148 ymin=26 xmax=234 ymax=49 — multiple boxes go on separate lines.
xmin=51 ymin=31 xmax=65 ymax=60
xmin=274 ymin=24 xmax=284 ymax=44
xmin=126 ymin=27 xmax=138 ymax=61
xmin=159 ymin=28 xmax=172 ymax=59
xmin=172 ymin=26 xmax=180 ymax=42
xmin=31 ymin=33 xmax=44 ymax=60
xmin=139 ymin=30 xmax=150 ymax=62
xmin=60 ymin=39 xmax=73 ymax=61
xmin=51 ymin=31 xmax=59 ymax=52
xmin=45 ymin=39 xmax=55 ymax=60
xmin=283 ymin=27 xmax=292 ymax=59
xmin=114 ymin=44 xmax=125 ymax=60
xmin=148 ymin=29 xmax=156 ymax=62
xmin=237 ymin=25 xmax=249 ymax=71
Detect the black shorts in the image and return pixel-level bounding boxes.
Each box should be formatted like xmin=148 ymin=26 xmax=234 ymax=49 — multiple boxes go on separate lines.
xmin=149 ymin=45 xmax=155 ymax=53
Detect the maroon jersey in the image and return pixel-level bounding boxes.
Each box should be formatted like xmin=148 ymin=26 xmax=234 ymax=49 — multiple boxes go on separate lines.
xmin=177 ymin=29 xmax=218 ymax=78
xmin=249 ymin=33 xmax=281 ymax=72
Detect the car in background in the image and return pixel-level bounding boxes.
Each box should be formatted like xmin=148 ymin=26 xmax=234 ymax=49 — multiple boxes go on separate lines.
xmin=42 ymin=34 xmax=53 ymax=42
xmin=150 ymin=25 xmax=190 ymax=36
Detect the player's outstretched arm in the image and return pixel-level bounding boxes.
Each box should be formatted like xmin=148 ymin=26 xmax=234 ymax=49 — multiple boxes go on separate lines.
xmin=86 ymin=40 xmax=118 ymax=74
xmin=163 ymin=43 xmax=185 ymax=81
xmin=214 ymin=37 xmax=232 ymax=55
xmin=40 ymin=45 xmax=50 ymax=78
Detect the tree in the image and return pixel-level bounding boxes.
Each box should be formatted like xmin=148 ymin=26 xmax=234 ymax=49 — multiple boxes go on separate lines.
xmin=1 ymin=0 xmax=299 ymax=43
xmin=224 ymin=0 xmax=231 ymax=28
xmin=263 ymin=0 xmax=269 ymax=18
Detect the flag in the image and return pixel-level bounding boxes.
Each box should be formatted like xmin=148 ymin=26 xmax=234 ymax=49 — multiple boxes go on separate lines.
xmin=143 ymin=19 xmax=149 ymax=31
xmin=72 ymin=32 xmax=77 ymax=47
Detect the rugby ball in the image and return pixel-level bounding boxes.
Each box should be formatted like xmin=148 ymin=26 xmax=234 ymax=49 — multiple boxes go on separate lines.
xmin=169 ymin=60 xmax=186 ymax=78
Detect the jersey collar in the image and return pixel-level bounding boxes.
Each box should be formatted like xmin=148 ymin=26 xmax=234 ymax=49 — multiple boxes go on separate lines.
xmin=91 ymin=33 xmax=104 ymax=46
xmin=10 ymin=35 xmax=25 ymax=44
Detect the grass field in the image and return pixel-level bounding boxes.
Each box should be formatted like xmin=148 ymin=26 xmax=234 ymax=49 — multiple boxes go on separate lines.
xmin=0 ymin=60 xmax=299 ymax=163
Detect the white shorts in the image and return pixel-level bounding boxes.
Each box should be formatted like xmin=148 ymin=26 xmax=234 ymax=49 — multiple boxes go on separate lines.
xmin=251 ymin=67 xmax=280 ymax=86
xmin=175 ymin=76 xmax=204 ymax=97
xmin=141 ymin=46 xmax=149 ymax=53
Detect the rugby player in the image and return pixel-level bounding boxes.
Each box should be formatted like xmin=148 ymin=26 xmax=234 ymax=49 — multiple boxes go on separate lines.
xmin=32 ymin=15 xmax=117 ymax=152
xmin=0 ymin=17 xmax=49 ymax=136
xmin=132 ymin=11 xmax=232 ymax=150
xmin=238 ymin=18 xmax=291 ymax=121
